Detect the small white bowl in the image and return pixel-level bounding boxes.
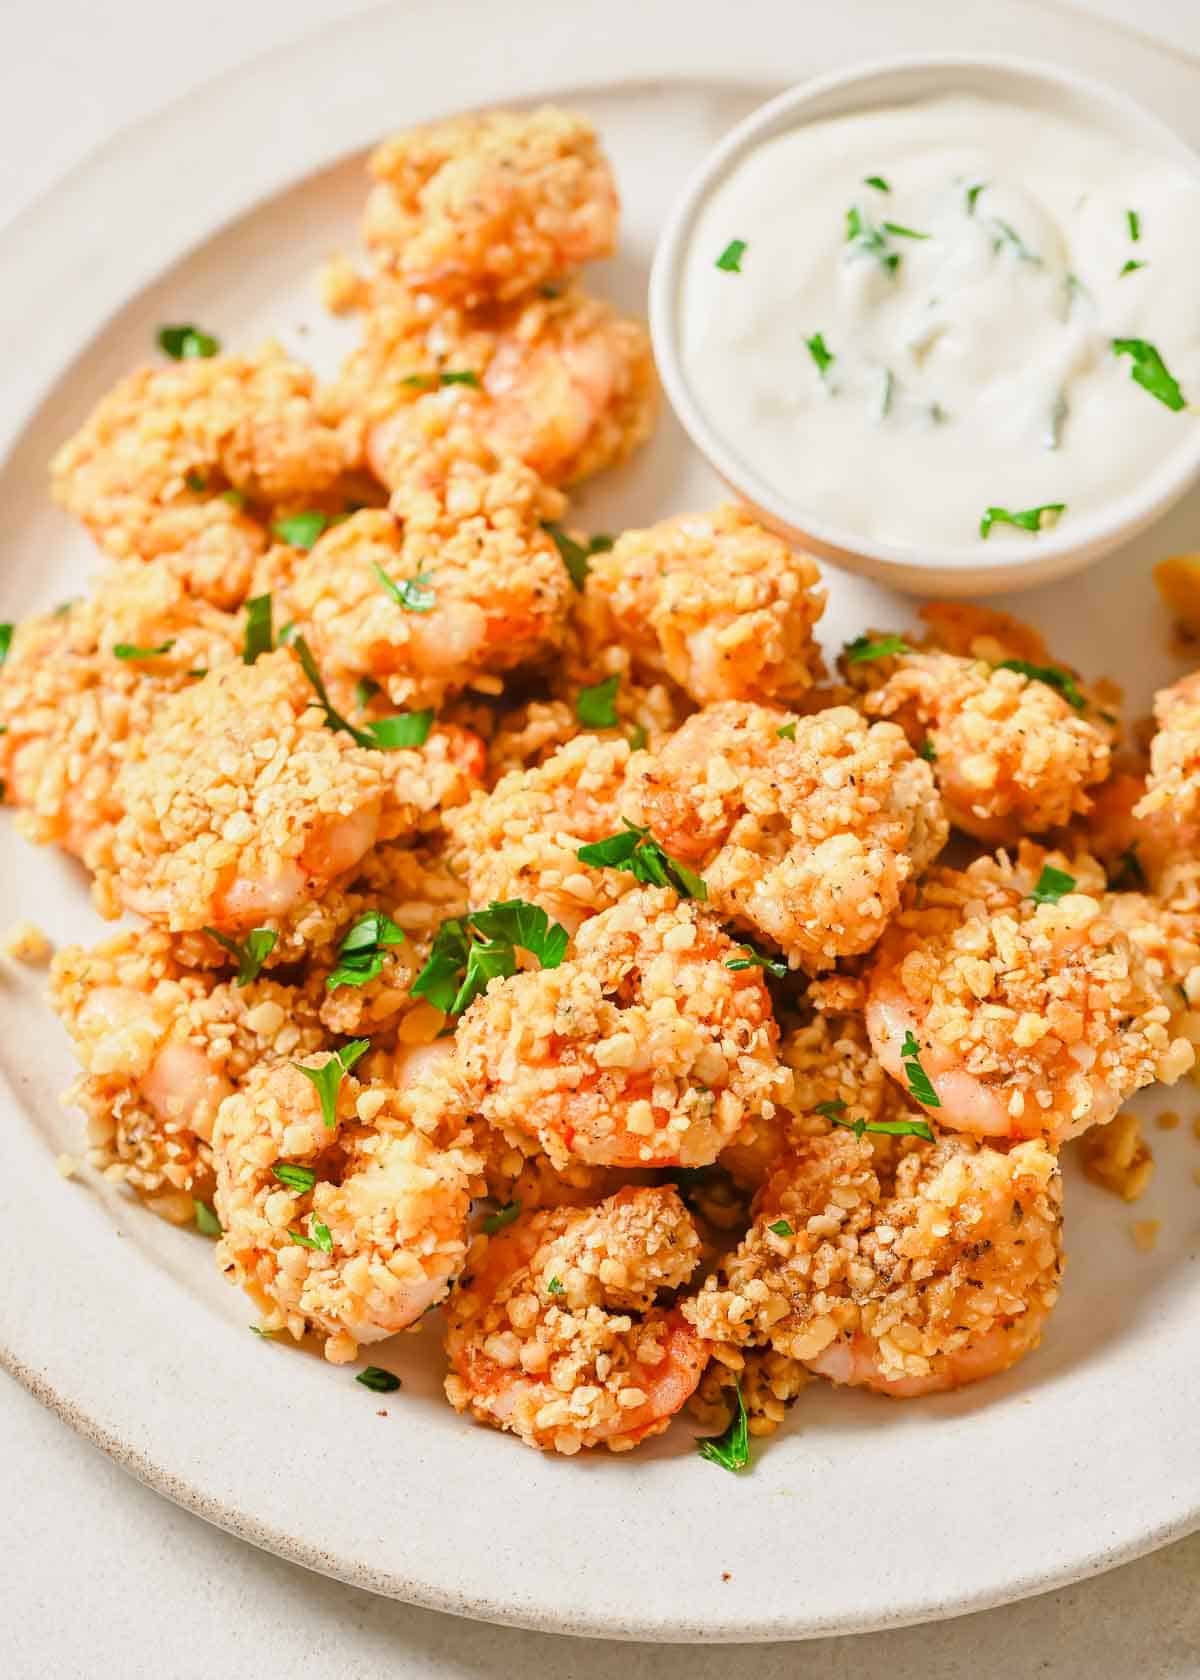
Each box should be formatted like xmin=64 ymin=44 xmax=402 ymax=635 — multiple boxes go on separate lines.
xmin=650 ymin=54 xmax=1200 ymax=596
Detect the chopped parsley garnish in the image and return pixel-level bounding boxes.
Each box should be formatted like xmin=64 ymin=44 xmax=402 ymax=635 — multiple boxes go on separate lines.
xmin=1120 ymin=259 xmax=1148 ymax=277
xmin=776 ymin=722 xmax=797 ymax=741
xmin=919 ymin=737 xmax=937 ymax=761
xmin=1109 ymin=846 xmax=1146 ymax=891
xmin=202 ymin=925 xmax=278 ymax=987
xmin=272 ymin=1163 xmax=317 ymax=1194
xmin=627 ymin=724 xmax=648 ymax=752
xmin=356 ymin=1366 xmax=401 ymax=1393
xmin=372 ymin=561 xmax=436 ymax=613
xmin=326 ymin=909 xmax=406 ymax=990
xmin=185 ymin=470 xmax=207 ymax=492
xmin=995 ymin=658 xmax=1085 ymax=712
xmin=222 ymin=488 xmax=246 ymax=509
xmin=400 ymin=369 xmax=481 ymax=389
xmin=965 ymin=181 xmax=988 ymax=214
xmin=806 ymin=332 xmax=834 ymax=376
xmin=290 ymin=634 xmax=433 ymax=750
xmin=411 ymin=900 xmax=569 ymax=1017
xmin=113 ymin=639 xmax=176 ymax=660
xmin=273 ymin=511 xmax=328 ymax=550
xmin=242 ymin=592 xmax=274 ymax=664
xmin=878 ymin=367 xmax=895 ymax=419
xmin=1112 ymin=338 xmax=1187 ymax=412
xmin=158 ymin=324 xmax=220 ymax=360
xmin=715 ymin=239 xmax=747 ymax=272
xmin=577 ymin=821 xmax=707 ymax=901
xmin=697 ymin=1377 xmax=749 ymax=1473
xmin=546 ymin=1276 xmax=565 ymax=1296
xmin=844 ymin=206 xmax=900 ymax=275
xmin=863 ymin=175 xmax=890 ymax=193
xmin=767 ymin=1219 xmax=793 ymax=1237
xmin=832 ymin=1111 xmax=937 ymax=1142
xmin=900 ymin=1030 xmax=941 ymax=1110
xmin=354 ymin=676 xmax=381 ymax=710
xmin=979 ymin=504 xmax=1065 ymax=539
xmin=1127 ymin=209 xmax=1142 ymax=243
xmin=844 ymin=633 xmax=908 ymax=664
xmin=194 ymin=1199 xmax=222 ymax=1237
xmin=542 ymin=522 xmax=613 ymax=590
xmin=882 ymin=221 xmax=930 ymax=240
xmin=990 ymin=219 xmax=1042 ymax=265
xmin=1029 ymin=864 xmax=1076 ymax=905
xmin=814 ymin=1099 xmax=847 ymax=1122
xmin=293 ymin=1040 xmax=371 ymax=1129
xmin=576 ymin=674 xmax=620 ymax=729
xmin=482 ymin=1200 xmax=521 ymax=1235
xmin=0 ymin=625 xmax=12 ymax=665
xmin=249 ymin=1325 xmax=275 ymax=1338
xmin=725 ymin=944 xmax=787 ymax=978
xmin=287 ymin=1221 xmax=333 ymax=1254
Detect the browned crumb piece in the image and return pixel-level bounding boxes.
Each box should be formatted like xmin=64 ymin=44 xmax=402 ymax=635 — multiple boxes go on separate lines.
xmin=1080 ymin=1112 xmax=1155 ymax=1202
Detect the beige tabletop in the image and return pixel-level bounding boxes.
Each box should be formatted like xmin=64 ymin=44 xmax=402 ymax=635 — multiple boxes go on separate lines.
xmin=3 ymin=2 xmax=1200 ymax=1674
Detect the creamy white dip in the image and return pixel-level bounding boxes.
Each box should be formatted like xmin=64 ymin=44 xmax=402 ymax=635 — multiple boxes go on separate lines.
xmin=680 ymin=94 xmax=1200 ymax=549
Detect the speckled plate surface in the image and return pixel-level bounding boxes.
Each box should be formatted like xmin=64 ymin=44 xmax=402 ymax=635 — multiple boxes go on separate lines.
xmin=2 ymin=0 xmax=1200 ymax=1643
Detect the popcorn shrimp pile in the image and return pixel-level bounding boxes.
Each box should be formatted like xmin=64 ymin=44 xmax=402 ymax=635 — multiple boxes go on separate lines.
xmin=8 ymin=104 xmax=1199 ymax=1465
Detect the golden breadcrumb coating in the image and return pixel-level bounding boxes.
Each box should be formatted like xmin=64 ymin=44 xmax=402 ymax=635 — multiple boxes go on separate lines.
xmin=443 ymin=1185 xmax=706 ymax=1453
xmin=50 ymin=345 xmax=351 ymax=607
xmin=1137 ymin=670 xmax=1200 ymax=829
xmin=214 ymin=1056 xmax=481 ymax=1361
xmin=866 ymin=843 xmax=1193 ymax=1144
xmin=624 ymin=701 xmax=948 ymax=972
xmin=453 ymin=887 xmax=792 ymax=1170
xmin=687 ymin=1130 xmax=1063 ymax=1396
xmin=915 ymin=602 xmax=1054 ymax=666
xmin=0 ymin=560 xmax=240 ymax=869
xmin=576 ymin=504 xmax=826 ymax=706
xmin=363 ymin=106 xmax=619 ymax=304
xmin=445 ymin=734 xmax=634 ymax=932
xmin=690 ymin=1344 xmax=811 ymax=1439
xmin=475 ymin=1120 xmax=630 ymax=1214
xmin=100 ymin=649 xmax=425 ymax=932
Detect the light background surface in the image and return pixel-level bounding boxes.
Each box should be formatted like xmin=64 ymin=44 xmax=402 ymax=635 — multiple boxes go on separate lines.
xmin=2 ymin=2 xmax=1199 ymax=1674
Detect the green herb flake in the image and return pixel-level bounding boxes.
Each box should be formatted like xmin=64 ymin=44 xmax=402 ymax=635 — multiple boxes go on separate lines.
xmin=715 ymin=239 xmax=747 ymax=273
xmin=806 ymin=332 xmax=834 ymax=376
xmin=990 ymin=219 xmax=1042 ymax=265
xmin=288 ymin=1221 xmax=333 ymax=1254
xmin=863 ymin=176 xmax=890 ymax=193
xmin=326 ymin=909 xmax=406 ymax=991
xmin=776 ymin=722 xmax=797 ymax=741
xmin=541 ymin=522 xmax=614 ymax=590
xmin=832 ymin=1112 xmax=936 ymax=1141
xmin=202 ymin=925 xmax=278 ymax=987
xmin=158 ymin=324 xmax=220 ymax=360
xmin=272 ymin=1162 xmax=317 ymax=1194
xmin=1127 ymin=209 xmax=1142 ymax=243
xmin=814 ymin=1099 xmax=847 ymax=1122
xmin=1112 ymin=338 xmax=1187 ymax=412
xmin=979 ymin=504 xmax=1065 ymax=539
xmin=372 ymin=561 xmax=436 ymax=614
xmin=577 ymin=821 xmax=707 ymax=901
xmin=965 ymin=181 xmax=988 ymax=214
xmin=242 ymin=592 xmax=273 ymax=664
xmin=412 ymin=900 xmax=569 ymax=1017
xmin=627 ymin=724 xmax=648 ymax=752
xmin=364 ymin=709 xmax=434 ymax=749
xmin=185 ymin=470 xmax=207 ymax=492
xmin=249 ymin=1325 xmax=275 ymax=1338
xmin=844 ymin=634 xmax=909 ymax=664
xmin=0 ymin=624 xmax=13 ymax=666
xmin=1120 ymin=259 xmax=1148 ymax=277
xmin=725 ymin=944 xmax=788 ymax=978
xmin=697 ymin=1377 xmax=750 ymax=1473
xmin=354 ymin=676 xmax=381 ymax=710
xmin=194 ymin=1199 xmax=222 ymax=1237
xmin=900 ymin=1030 xmax=941 ymax=1110
xmin=273 ymin=511 xmax=329 ymax=550
xmin=356 ymin=1366 xmax=401 ymax=1393
xmin=576 ymin=674 xmax=621 ymax=729
xmin=222 ymin=488 xmax=246 ymax=509
xmin=919 ymin=737 xmax=937 ymax=762
xmin=546 ymin=1276 xmax=565 ymax=1296
xmin=482 ymin=1200 xmax=521 ymax=1235
xmin=767 ymin=1219 xmax=793 ymax=1237
xmin=882 ymin=221 xmax=930 ymax=240
xmin=293 ymin=1039 xmax=371 ymax=1129
xmin=844 ymin=206 xmax=900 ymax=275
xmin=290 ymin=634 xmax=431 ymax=750
xmin=112 ymin=640 xmax=176 ymax=661
xmin=995 ymin=658 xmax=1085 ymax=712
xmin=1029 ymin=864 xmax=1076 ymax=906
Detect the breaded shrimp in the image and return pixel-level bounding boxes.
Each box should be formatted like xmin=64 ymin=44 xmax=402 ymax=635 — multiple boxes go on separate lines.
xmin=445 ymin=734 xmax=634 ymax=934
xmin=623 ymin=702 xmax=948 ymax=972
xmin=576 ymin=504 xmax=826 ymax=707
xmin=49 ymin=927 xmax=329 ymax=1215
xmin=50 ymin=345 xmax=351 ymax=607
xmin=453 ymin=887 xmax=792 ymax=1169
xmin=214 ymin=1055 xmax=480 ymax=1361
xmin=688 ymin=1130 xmax=1062 ymax=1397
xmin=363 ymin=106 xmax=619 ymax=305
xmin=0 ymin=559 xmax=240 ymax=869
xmin=865 ymin=844 xmax=1193 ymax=1144
xmin=1136 ymin=670 xmax=1200 ymax=830
xmin=99 ymin=648 xmax=424 ymax=931
xmin=283 ymin=440 xmax=569 ymax=709
xmin=443 ymin=1185 xmax=706 ymax=1453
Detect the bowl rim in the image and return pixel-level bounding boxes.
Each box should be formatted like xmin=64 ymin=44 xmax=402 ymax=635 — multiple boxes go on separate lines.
xmin=649 ymin=50 xmax=1200 ymax=578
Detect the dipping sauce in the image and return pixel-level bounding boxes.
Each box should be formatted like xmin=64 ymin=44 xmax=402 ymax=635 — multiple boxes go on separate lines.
xmin=680 ymin=94 xmax=1200 ymax=549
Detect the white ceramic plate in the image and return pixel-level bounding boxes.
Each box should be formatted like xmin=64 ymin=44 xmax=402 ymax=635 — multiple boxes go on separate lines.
xmin=3 ymin=0 xmax=1200 ymax=1644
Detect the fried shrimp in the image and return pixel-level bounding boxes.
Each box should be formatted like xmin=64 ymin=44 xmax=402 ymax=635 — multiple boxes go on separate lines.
xmin=50 ymin=344 xmax=351 ymax=607
xmin=623 ymin=701 xmax=947 ymax=972
xmin=362 ymin=106 xmax=619 ymax=305
xmin=283 ymin=442 xmax=569 ymax=710
xmin=99 ymin=648 xmax=421 ymax=931
xmin=443 ymin=1185 xmax=707 ymax=1452
xmin=445 ymin=734 xmax=634 ymax=933
xmin=865 ymin=844 xmax=1193 ymax=1144
xmin=688 ymin=1130 xmax=1062 ymax=1397
xmin=213 ymin=1055 xmax=481 ymax=1361
xmin=0 ymin=559 xmax=240 ymax=869
xmin=454 ymin=887 xmax=792 ymax=1169
xmin=576 ymin=504 xmax=826 ymax=706
xmin=1136 ymin=670 xmax=1200 ymax=831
